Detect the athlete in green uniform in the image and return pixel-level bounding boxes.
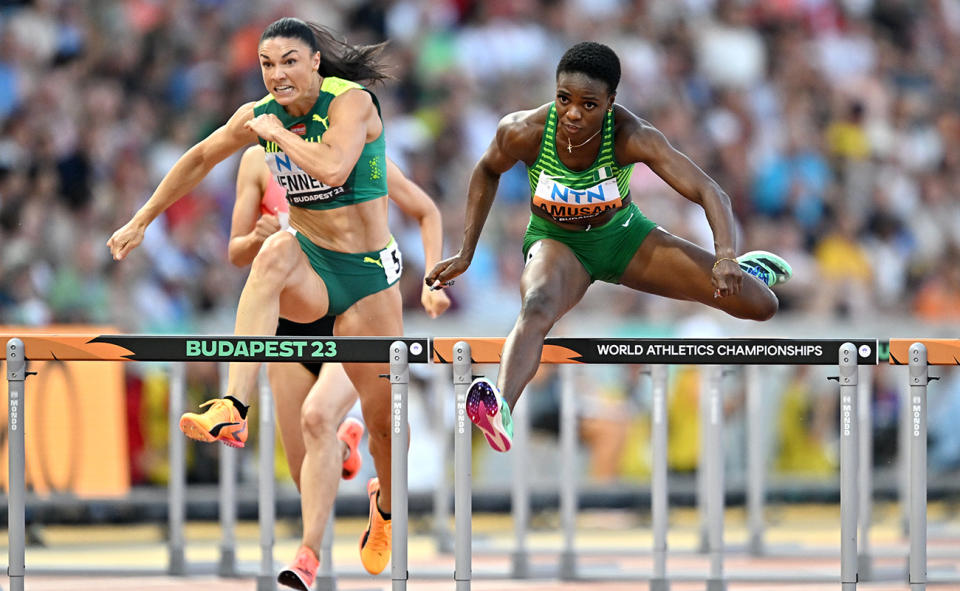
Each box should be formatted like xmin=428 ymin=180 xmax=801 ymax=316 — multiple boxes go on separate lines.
xmin=107 ymin=17 xmax=399 ymax=577
xmin=427 ymin=41 xmax=793 ymax=454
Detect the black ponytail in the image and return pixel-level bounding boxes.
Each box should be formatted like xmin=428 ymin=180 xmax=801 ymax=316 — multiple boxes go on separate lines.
xmin=260 ymin=17 xmax=392 ymax=85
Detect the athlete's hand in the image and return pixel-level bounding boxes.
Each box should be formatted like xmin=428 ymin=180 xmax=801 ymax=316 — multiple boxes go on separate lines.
xmin=420 ymin=283 xmax=451 ymax=318
xmin=426 ymin=253 xmax=470 ymax=290
xmin=244 ymin=114 xmax=285 ymax=142
xmin=107 ymin=219 xmax=146 ymax=261
xmin=253 ymin=212 xmax=282 ymax=242
xmin=711 ymin=257 xmax=742 ymax=299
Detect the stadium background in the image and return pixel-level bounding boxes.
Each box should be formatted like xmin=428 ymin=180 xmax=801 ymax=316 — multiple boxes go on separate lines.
xmin=1 ymin=0 xmax=959 ymax=574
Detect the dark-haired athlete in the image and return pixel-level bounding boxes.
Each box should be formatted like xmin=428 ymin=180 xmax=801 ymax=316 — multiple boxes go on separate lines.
xmin=427 ymin=41 xmax=791 ymax=453
xmin=108 ymin=17 xmax=403 ymax=575
xmin=230 ymin=145 xmax=449 ymax=589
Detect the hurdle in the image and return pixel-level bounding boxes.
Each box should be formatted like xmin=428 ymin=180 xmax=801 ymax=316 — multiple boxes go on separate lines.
xmin=432 ymin=337 xmax=878 ymax=589
xmin=2 ymin=334 xmax=429 ymax=591
xmin=888 ymin=338 xmax=960 ymax=591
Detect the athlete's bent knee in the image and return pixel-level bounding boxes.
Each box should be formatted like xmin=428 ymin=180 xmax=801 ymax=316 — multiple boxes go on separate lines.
xmin=750 ymin=291 xmax=778 ymax=321
xmin=251 ymin=232 xmax=299 ymax=278
xmin=300 ymin=400 xmax=338 ymax=441
xmin=519 ymin=287 xmax=561 ymax=327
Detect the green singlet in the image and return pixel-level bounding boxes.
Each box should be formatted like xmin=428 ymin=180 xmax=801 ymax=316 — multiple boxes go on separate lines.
xmin=522 ymin=104 xmax=658 ymax=283
xmin=254 ymin=76 xmax=387 ymax=210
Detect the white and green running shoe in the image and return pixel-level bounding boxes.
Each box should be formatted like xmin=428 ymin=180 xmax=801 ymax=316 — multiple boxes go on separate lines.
xmin=737 ymin=250 xmax=793 ymax=287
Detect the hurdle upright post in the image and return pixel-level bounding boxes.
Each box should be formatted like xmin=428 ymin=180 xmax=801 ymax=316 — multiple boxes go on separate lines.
xmin=390 ymin=341 xmax=410 ymax=591
xmin=704 ymin=364 xmax=726 ymax=591
xmin=898 ymin=372 xmax=911 ymax=537
xmin=857 ymin=365 xmax=873 ymax=579
xmin=510 ymin=389 xmax=531 ymax=578
xmin=453 ymin=341 xmax=472 ymax=591
xmin=257 ymin=366 xmax=276 ymax=591
xmin=315 ymin=514 xmax=336 ymax=591
xmin=650 ymin=363 xmax=670 ymax=591
xmin=745 ymin=365 xmax=765 ymax=556
xmin=217 ymin=363 xmax=238 ymax=577
xmin=6 ymin=338 xmax=27 ymax=591
xmin=908 ymin=343 xmax=927 ymax=591
xmin=168 ymin=361 xmax=187 ymax=576
xmin=838 ymin=342 xmax=859 ymax=591
xmin=697 ymin=367 xmax=711 ymax=553
xmin=433 ymin=364 xmax=454 ymax=553
xmin=559 ymin=364 xmax=578 ymax=580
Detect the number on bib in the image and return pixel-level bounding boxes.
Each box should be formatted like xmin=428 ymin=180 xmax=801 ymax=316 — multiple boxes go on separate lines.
xmin=378 ymin=241 xmax=403 ymax=283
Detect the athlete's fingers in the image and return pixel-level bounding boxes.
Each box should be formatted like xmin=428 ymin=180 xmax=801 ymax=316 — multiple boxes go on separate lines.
xmin=429 ymin=279 xmax=455 ymax=291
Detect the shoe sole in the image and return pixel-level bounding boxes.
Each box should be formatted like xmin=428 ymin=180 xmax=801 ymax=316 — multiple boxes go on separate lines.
xmin=741 ymin=261 xmax=776 ymax=287
xmin=277 ymin=569 xmax=311 ymax=591
xmin=741 ymin=251 xmax=792 ymax=284
xmin=466 ymin=386 xmax=511 ymax=453
xmin=179 ymin=416 xmax=216 ymax=443
xmin=178 ymin=416 xmax=246 ymax=448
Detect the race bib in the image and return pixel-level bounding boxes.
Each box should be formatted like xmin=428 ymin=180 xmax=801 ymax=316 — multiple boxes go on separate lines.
xmin=532 ymin=170 xmax=623 ymax=222
xmin=266 ymin=150 xmax=345 ymax=205
xmin=378 ymin=240 xmax=403 ymax=284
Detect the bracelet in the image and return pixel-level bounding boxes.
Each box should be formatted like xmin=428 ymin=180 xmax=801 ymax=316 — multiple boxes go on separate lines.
xmin=712 ymin=257 xmax=738 ymax=271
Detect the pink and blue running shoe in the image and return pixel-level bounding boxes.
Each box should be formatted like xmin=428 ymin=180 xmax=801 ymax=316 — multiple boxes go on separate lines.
xmin=465 ymin=378 xmax=514 ymax=453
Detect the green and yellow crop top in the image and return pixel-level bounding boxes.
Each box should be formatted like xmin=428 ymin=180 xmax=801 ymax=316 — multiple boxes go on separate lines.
xmin=527 ymin=104 xmax=634 ymax=223
xmin=253 ymin=77 xmax=387 ymax=210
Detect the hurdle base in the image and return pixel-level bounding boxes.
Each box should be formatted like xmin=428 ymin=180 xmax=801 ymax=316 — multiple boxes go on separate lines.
xmin=510 ymin=551 xmax=530 ymax=579
xmin=858 ymin=554 xmax=872 ymax=581
xmin=167 ymin=548 xmax=185 ymax=576
xmin=649 ymin=577 xmax=670 ymax=591
xmin=216 ymin=549 xmax=236 ymax=577
xmin=434 ymin=529 xmax=455 ymax=554
xmin=559 ymin=551 xmax=577 ymax=580
xmin=257 ymin=574 xmax=275 ymax=591
xmin=314 ymin=574 xmax=337 ymax=591
xmin=706 ymin=578 xmax=727 ymax=591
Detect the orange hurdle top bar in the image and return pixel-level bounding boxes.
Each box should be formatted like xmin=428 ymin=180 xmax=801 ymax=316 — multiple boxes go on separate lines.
xmin=889 ymin=339 xmax=960 ymax=365
xmin=432 ymin=338 xmax=879 ymax=365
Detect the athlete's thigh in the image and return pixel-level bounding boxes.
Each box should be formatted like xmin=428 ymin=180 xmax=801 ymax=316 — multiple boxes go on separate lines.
xmin=334 ymin=282 xmax=403 ymax=337
xmin=268 ymin=362 xmax=317 ymax=484
xmin=521 ymin=239 xmax=592 ymax=317
xmin=333 ymin=284 xmax=402 ymax=413
xmin=274 ymin=246 xmax=330 ymax=323
xmin=618 ymin=227 xmax=716 ymax=305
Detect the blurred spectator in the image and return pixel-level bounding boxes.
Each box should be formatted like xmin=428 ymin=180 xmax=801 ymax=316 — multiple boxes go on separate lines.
xmin=774 ymin=366 xmax=836 ymax=476
xmin=913 ymin=247 xmax=960 ymax=322
xmin=812 ymin=212 xmax=873 ymax=318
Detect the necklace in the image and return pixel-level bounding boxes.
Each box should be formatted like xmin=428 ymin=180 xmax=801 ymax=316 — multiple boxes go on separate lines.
xmin=562 ymin=127 xmax=602 ymax=153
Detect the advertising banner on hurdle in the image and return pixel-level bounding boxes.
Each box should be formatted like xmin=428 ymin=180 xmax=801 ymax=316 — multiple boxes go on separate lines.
xmin=0 ymin=334 xmax=431 ymax=363
xmin=433 ymin=337 xmax=879 ymax=365
xmin=1 ymin=326 xmax=129 ymax=497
